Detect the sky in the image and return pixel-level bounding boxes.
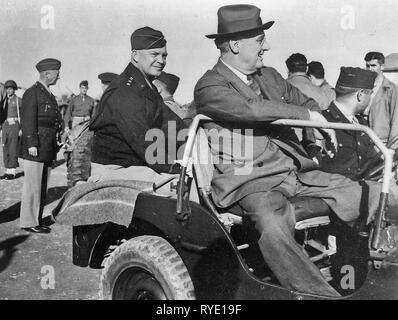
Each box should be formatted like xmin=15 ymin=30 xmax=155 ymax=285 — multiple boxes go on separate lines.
xmin=1 ymin=0 xmax=398 ymax=101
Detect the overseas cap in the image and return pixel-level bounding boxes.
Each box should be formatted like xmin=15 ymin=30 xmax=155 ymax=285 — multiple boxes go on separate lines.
xmin=98 ymin=72 xmax=118 ymax=83
xmin=336 ymin=67 xmax=377 ymax=90
xmin=35 ymin=58 xmax=61 ymax=72
xmin=157 ymin=72 xmax=180 ymax=95
xmin=5 ymin=80 xmax=17 ymax=89
xmin=80 ymin=80 xmax=88 ymax=87
xmin=131 ymin=26 xmax=166 ymax=50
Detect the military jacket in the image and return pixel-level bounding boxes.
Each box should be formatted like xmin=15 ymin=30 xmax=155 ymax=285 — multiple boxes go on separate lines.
xmin=90 ymin=63 xmax=186 ymax=173
xmin=320 ymin=102 xmax=382 ymax=180
xmin=6 ymin=95 xmax=22 ymax=118
xmin=64 ymin=94 xmax=96 ymax=128
xmin=19 ymin=81 xmax=62 ymax=163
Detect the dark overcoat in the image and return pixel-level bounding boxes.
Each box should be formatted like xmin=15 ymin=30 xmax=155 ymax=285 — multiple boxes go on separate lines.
xmin=19 ymin=82 xmax=62 ymax=163
xmin=89 ymin=62 xmax=186 ymax=173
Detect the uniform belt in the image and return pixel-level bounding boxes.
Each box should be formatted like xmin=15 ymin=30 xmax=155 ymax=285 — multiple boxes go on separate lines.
xmin=6 ymin=117 xmax=19 ymax=121
xmin=73 ymin=115 xmax=90 ymax=120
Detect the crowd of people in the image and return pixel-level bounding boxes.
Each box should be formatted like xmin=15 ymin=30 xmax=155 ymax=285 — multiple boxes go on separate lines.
xmin=0 ymin=3 xmax=398 ymax=297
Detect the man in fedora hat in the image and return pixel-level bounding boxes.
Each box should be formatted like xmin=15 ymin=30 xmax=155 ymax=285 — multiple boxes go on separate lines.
xmin=19 ymin=58 xmax=63 ymax=233
xmin=194 ymin=4 xmax=391 ymax=296
xmin=89 ymin=27 xmax=185 ymax=191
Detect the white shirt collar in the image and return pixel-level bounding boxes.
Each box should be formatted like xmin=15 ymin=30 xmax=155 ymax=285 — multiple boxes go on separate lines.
xmin=220 ymin=59 xmax=250 ymax=85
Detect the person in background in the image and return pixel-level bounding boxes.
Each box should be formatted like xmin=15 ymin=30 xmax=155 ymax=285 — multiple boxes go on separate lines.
xmin=1 ymin=80 xmax=22 ymax=179
xmin=153 ymin=71 xmax=196 ymax=120
xmin=307 ymin=61 xmax=336 ymax=107
xmin=286 ymin=53 xmax=333 ymax=110
xmin=64 ymin=80 xmax=96 ymax=131
xmin=19 ymin=58 xmax=63 ymax=234
xmin=364 ymin=51 xmax=398 ymax=149
xmin=98 ymin=72 xmax=118 ymax=93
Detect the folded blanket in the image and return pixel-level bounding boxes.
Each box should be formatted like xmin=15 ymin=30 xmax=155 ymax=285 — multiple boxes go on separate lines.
xmin=54 ymin=180 xmax=154 ymax=227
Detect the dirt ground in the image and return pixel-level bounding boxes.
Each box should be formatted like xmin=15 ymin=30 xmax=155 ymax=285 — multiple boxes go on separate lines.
xmin=0 ymin=148 xmax=101 ymax=300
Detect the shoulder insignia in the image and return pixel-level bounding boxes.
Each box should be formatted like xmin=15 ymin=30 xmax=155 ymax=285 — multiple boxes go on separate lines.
xmin=126 ymin=76 xmax=134 ymax=86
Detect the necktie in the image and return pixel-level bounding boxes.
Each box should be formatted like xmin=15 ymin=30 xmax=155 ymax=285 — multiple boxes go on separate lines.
xmin=247 ymin=75 xmax=261 ymax=96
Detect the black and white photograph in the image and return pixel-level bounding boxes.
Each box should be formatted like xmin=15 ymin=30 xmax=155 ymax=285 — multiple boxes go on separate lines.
xmin=0 ymin=0 xmax=398 ymax=304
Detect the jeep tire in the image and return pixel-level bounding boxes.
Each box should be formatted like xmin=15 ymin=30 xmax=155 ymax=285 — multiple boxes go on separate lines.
xmin=99 ymin=235 xmax=196 ymax=300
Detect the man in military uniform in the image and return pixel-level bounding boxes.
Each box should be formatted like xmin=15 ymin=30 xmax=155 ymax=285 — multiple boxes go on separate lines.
xmin=89 ymin=27 xmax=185 ymax=190
xmin=64 ymin=80 xmax=96 ymax=130
xmin=98 ymin=72 xmax=118 ymax=93
xmin=19 ymin=58 xmax=62 ymax=233
xmin=0 ymin=80 xmax=22 ymax=179
xmin=320 ymin=67 xmax=382 ymax=180
xmin=153 ymin=71 xmax=196 ymax=120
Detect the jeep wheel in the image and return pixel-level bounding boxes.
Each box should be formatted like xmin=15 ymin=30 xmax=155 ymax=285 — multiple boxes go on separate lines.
xmin=99 ymin=236 xmax=195 ymax=300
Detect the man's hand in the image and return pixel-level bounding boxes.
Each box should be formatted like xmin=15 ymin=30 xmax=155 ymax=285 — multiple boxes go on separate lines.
xmin=28 ymin=147 xmax=38 ymax=157
xmin=309 ymin=111 xmax=337 ymax=158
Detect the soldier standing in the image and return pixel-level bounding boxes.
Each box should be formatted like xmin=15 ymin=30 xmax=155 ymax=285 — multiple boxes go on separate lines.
xmin=1 ymin=80 xmax=22 ymax=179
xmin=19 ymin=58 xmax=62 ymax=233
xmin=64 ymin=80 xmax=96 ymax=130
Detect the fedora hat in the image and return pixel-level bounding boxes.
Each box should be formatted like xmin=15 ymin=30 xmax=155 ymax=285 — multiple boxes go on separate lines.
xmin=206 ymin=4 xmax=274 ymax=39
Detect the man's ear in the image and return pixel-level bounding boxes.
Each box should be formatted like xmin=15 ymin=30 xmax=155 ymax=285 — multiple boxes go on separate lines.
xmin=229 ymin=40 xmax=240 ymax=54
xmin=131 ymin=50 xmax=139 ymax=63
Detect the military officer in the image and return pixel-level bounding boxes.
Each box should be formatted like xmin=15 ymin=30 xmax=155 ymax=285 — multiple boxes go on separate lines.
xmin=64 ymin=80 xmax=96 ymax=130
xmin=320 ymin=67 xmax=382 ymax=180
xmin=1 ymin=80 xmax=22 ymax=179
xmin=19 ymin=58 xmax=62 ymax=233
xmin=98 ymin=72 xmax=118 ymax=92
xmin=89 ymin=27 xmax=185 ymax=189
xmin=153 ymin=71 xmax=196 ymax=120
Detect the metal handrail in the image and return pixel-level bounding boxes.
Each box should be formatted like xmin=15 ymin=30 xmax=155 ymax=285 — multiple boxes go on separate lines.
xmin=178 ymin=114 xmax=394 ymax=250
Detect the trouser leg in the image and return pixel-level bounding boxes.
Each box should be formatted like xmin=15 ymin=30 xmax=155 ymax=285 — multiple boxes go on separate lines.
xmin=296 ymin=171 xmax=384 ymax=224
xmin=20 ymin=160 xmax=47 ymax=228
xmin=239 ymin=190 xmax=340 ymax=297
xmin=2 ymin=124 xmax=9 ymax=168
xmin=4 ymin=123 xmax=19 ymax=168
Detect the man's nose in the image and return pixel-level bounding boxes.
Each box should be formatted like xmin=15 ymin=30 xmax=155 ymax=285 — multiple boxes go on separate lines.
xmin=157 ymin=55 xmax=166 ymax=65
xmin=262 ymin=40 xmax=270 ymax=51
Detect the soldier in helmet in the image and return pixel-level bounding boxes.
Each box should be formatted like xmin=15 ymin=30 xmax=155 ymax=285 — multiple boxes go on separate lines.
xmin=0 ymin=80 xmax=22 ymax=179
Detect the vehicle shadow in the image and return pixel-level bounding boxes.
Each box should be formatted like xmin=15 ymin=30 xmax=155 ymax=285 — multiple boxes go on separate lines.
xmin=52 ymin=158 xmax=66 ymax=169
xmin=0 ymin=235 xmax=30 ymax=273
xmin=0 ymin=202 xmax=21 ymax=224
xmin=45 ymin=186 xmax=69 ymax=205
